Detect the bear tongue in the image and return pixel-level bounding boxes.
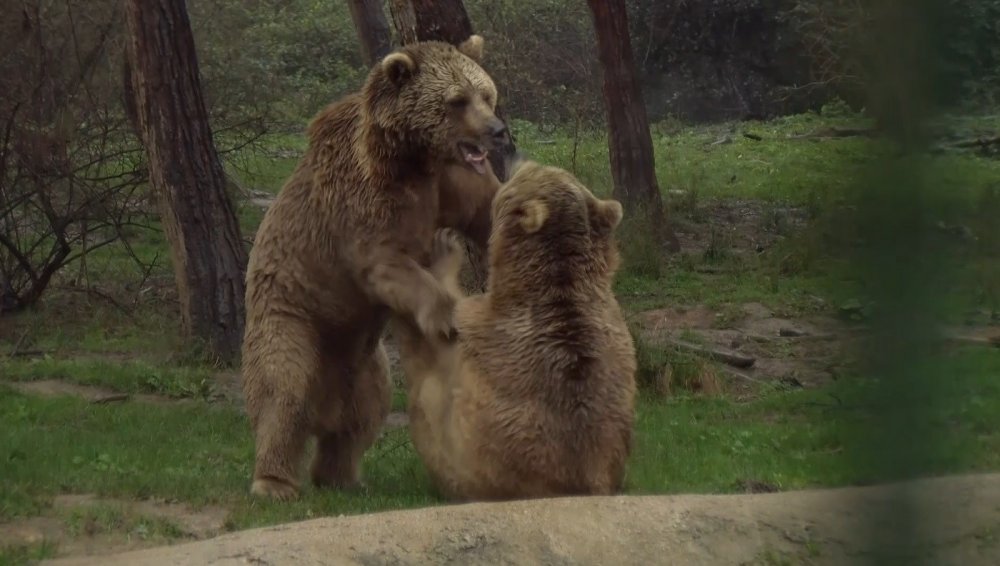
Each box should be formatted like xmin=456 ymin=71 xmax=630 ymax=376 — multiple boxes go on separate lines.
xmin=465 ymin=152 xmax=488 ymax=175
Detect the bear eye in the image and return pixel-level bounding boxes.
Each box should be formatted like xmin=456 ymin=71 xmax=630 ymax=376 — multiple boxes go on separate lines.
xmin=446 ymin=96 xmax=469 ymax=109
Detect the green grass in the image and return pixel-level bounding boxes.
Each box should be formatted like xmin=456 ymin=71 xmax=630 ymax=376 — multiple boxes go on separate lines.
xmin=225 ymin=131 xmax=308 ymax=196
xmin=0 ymin=357 xmax=217 ymax=400
xmin=2 ymin=346 xmax=998 ymax=536
xmin=629 ymin=348 xmax=1000 ymax=494
xmin=2 ymin=111 xmax=998 ymax=559
xmin=61 ymin=502 xmax=188 ymax=541
xmin=0 ymin=542 xmax=57 ymax=566
xmin=0 ymin=384 xmax=435 ymax=529
xmin=508 ymin=111 xmax=885 ymax=204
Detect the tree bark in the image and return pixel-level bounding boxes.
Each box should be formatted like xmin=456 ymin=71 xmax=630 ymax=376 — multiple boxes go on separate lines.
xmin=586 ymin=0 xmax=679 ymax=252
xmin=124 ymin=0 xmax=248 ymax=366
xmin=387 ymin=0 xmax=518 ymax=292
xmin=404 ymin=0 xmax=475 ymax=44
xmin=348 ymin=0 xmax=393 ymax=66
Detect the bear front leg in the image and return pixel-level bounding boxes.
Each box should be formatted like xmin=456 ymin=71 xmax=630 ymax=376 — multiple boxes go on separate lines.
xmin=311 ymin=343 xmax=391 ymax=489
xmin=358 ymin=252 xmax=457 ymax=341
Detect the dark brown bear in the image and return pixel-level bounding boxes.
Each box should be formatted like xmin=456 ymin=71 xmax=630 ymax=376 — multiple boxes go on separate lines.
xmin=241 ymin=35 xmax=505 ymax=500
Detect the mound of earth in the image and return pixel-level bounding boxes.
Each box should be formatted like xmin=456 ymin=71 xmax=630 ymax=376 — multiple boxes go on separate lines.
xmin=46 ymin=473 xmax=1000 ymax=566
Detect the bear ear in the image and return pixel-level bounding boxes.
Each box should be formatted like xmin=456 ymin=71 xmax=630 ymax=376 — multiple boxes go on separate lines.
xmin=589 ymin=198 xmax=624 ymax=234
xmin=457 ymin=34 xmax=485 ymax=62
xmin=381 ymin=52 xmax=417 ymax=87
xmin=518 ymin=198 xmax=549 ymax=234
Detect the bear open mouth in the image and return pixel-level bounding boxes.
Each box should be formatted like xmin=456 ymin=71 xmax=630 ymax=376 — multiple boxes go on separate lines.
xmin=458 ymin=142 xmax=489 ymax=175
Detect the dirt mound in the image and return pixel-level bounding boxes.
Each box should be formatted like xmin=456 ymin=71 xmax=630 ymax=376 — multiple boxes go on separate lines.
xmin=45 ymin=473 xmax=1000 ymax=566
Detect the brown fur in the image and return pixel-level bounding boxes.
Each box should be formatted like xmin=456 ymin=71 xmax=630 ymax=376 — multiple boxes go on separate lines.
xmin=392 ymin=160 xmax=638 ymax=501
xmin=241 ymin=36 xmax=505 ymax=500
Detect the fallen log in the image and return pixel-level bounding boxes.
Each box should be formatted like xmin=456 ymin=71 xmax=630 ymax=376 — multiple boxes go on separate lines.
xmin=947 ymin=135 xmax=1000 ymax=149
xmin=667 ymin=338 xmax=756 ymax=369
xmin=788 ymin=127 xmax=877 ymax=140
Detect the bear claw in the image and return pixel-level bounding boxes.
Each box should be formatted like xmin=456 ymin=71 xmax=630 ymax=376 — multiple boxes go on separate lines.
xmin=250 ymin=478 xmax=300 ymax=501
xmin=431 ymin=229 xmax=462 ymax=260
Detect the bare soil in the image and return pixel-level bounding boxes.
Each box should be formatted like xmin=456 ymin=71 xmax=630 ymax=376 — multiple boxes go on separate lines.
xmin=0 ymin=494 xmax=227 ymax=560
xmin=632 ymin=301 xmax=852 ymax=391
xmin=5 ymin=380 xmax=185 ymax=406
xmin=43 ymin=472 xmax=1000 ymax=566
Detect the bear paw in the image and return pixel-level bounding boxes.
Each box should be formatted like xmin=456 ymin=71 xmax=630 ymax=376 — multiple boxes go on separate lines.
xmin=250 ymin=478 xmax=300 ymax=501
xmin=431 ymin=228 xmax=463 ymax=263
xmin=429 ymin=228 xmax=465 ymax=283
xmin=415 ymin=290 xmax=457 ymax=343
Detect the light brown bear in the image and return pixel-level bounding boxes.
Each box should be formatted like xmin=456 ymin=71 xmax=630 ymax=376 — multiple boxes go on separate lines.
xmin=241 ymin=36 xmax=507 ymax=500
xmin=392 ymin=159 xmax=638 ymax=501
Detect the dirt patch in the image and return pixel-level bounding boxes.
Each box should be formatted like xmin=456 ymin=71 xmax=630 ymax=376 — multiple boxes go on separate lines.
xmin=384 ymin=412 xmax=410 ymax=429
xmin=634 ymin=304 xmax=719 ymax=332
xmin=44 ymin=473 xmax=1000 ymax=566
xmin=634 ymin=301 xmax=851 ymax=391
xmin=0 ymin=493 xmax=227 ymax=560
xmin=635 ymin=296 xmax=1000 ymax=394
xmin=4 ymin=380 xmax=183 ymax=406
xmin=211 ymin=370 xmax=244 ymax=405
xmin=947 ymin=326 xmax=1000 ymax=347
xmin=244 ymin=189 xmax=276 ymax=210
xmin=671 ymin=199 xmax=811 ymax=259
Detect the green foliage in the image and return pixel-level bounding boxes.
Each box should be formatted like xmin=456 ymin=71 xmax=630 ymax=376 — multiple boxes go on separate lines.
xmin=787 ymin=0 xmax=1000 ymax=112
xmin=466 ymin=0 xmax=602 ymax=125
xmin=942 ymin=0 xmax=1000 ymax=107
xmin=191 ymin=0 xmax=368 ymax=124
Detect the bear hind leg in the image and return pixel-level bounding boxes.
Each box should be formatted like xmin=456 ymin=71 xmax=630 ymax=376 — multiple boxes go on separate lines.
xmin=310 ymin=343 xmax=391 ymax=490
xmin=244 ymin=316 xmax=321 ymax=501
xmin=250 ymin=404 xmax=309 ymax=500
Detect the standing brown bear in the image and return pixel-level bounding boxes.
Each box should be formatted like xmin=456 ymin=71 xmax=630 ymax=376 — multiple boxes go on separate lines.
xmin=392 ymin=160 xmax=638 ymax=501
xmin=241 ymin=36 xmax=506 ymax=500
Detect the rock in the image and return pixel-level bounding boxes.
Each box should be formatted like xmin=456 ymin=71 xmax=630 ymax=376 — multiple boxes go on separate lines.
xmin=45 ymin=474 xmax=1000 ymax=566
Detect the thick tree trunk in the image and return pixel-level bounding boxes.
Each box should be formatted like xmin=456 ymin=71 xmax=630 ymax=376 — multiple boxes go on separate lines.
xmin=390 ymin=0 xmax=481 ymax=46
xmin=387 ymin=0 xmax=517 ymax=293
xmin=586 ymin=0 xmax=680 ymax=252
xmin=124 ymin=0 xmax=248 ymax=366
xmin=349 ymin=0 xmax=393 ymax=66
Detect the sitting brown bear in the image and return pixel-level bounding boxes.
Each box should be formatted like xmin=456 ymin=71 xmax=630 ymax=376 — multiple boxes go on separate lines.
xmin=392 ymin=159 xmax=638 ymax=501
xmin=241 ymin=36 xmax=507 ymax=500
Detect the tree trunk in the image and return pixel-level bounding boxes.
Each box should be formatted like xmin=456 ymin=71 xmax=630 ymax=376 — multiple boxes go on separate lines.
xmin=401 ymin=0 xmax=475 ymax=44
xmin=586 ymin=0 xmax=680 ymax=252
xmin=348 ymin=0 xmax=393 ymax=66
xmin=124 ymin=0 xmax=248 ymax=366
xmin=387 ymin=0 xmax=518 ymax=292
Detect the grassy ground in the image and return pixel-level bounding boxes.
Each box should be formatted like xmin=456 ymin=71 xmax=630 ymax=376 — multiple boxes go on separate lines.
xmin=2 ymin=109 xmax=999 ymax=562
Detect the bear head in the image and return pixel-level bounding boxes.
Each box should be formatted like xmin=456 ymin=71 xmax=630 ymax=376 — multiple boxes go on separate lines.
xmin=362 ymin=35 xmax=506 ymax=177
xmin=486 ymin=158 xmax=624 ymax=290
